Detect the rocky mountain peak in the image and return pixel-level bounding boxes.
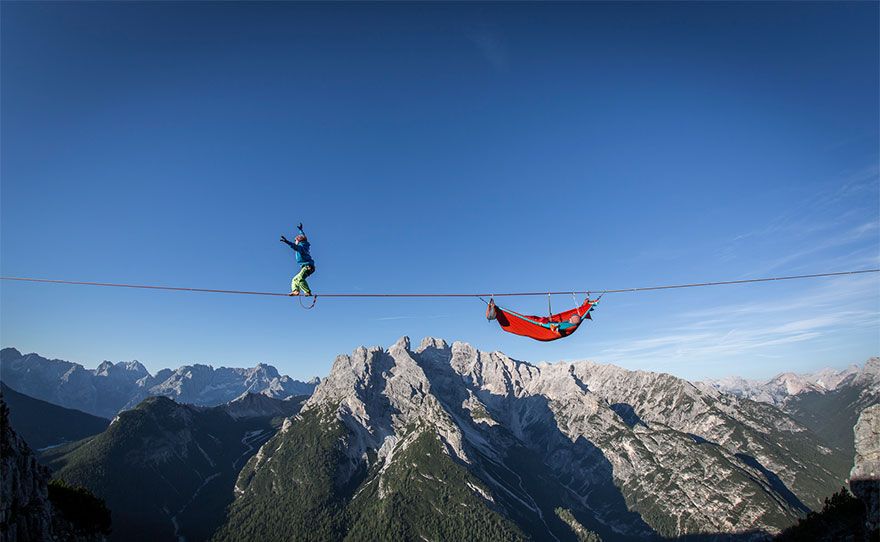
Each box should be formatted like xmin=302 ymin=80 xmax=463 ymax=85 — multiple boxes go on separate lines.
xmin=95 ymin=361 xmax=114 ymax=375
xmin=854 ymin=357 xmax=880 ymax=388
xmin=304 ymin=338 xmax=468 ymax=463
xmin=0 ymin=347 xmax=22 ymax=361
xmin=393 ymin=335 xmax=411 ymax=351
xmin=417 ymin=336 xmax=449 ymax=352
xmin=248 ymin=363 xmax=280 ymax=378
xmin=120 ymin=360 xmax=148 ymax=374
xmin=810 ymin=364 xmax=861 ymax=390
xmin=96 ymin=359 xmax=150 ymax=379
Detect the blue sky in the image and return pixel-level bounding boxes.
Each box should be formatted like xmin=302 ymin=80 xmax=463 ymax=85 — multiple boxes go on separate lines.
xmin=2 ymin=2 xmax=877 ymax=382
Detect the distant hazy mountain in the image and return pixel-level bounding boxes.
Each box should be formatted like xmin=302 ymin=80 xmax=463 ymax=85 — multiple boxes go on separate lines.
xmin=702 ymin=358 xmax=879 ymax=459
xmin=0 ymin=347 xmax=319 ymax=418
xmin=43 ymin=393 xmax=305 ymax=542
xmin=701 ymin=360 xmax=875 ymax=405
xmin=223 ymin=391 xmax=308 ymax=420
xmin=0 ymin=383 xmax=109 ymax=450
xmin=215 ymin=337 xmax=850 ymax=541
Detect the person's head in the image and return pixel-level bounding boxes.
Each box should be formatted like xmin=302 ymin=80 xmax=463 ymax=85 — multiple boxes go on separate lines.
xmin=295 ymin=234 xmax=306 ymax=244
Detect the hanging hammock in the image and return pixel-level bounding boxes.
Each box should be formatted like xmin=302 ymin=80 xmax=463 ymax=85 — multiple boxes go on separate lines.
xmin=485 ymin=296 xmax=597 ymax=341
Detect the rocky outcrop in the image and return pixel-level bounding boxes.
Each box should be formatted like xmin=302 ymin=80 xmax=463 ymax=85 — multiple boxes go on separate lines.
xmin=0 ymin=399 xmax=107 ymax=542
xmin=1 ymin=399 xmax=54 ymax=541
xmin=850 ymin=404 xmax=880 ymax=535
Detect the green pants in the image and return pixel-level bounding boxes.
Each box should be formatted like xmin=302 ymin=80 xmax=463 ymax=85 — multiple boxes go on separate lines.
xmin=291 ymin=265 xmax=315 ymax=295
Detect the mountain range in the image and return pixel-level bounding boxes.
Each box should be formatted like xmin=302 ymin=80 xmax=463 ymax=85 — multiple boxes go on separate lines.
xmin=215 ymin=337 xmax=874 ymax=541
xmin=701 ymin=360 xmax=877 ymax=405
xmin=2 ymin=341 xmax=876 ymax=541
xmin=702 ymin=358 xmax=880 ymax=458
xmin=0 ymin=347 xmax=319 ymax=419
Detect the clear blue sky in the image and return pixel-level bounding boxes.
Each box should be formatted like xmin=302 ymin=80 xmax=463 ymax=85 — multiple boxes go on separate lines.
xmin=2 ymin=2 xmax=878 ymax=382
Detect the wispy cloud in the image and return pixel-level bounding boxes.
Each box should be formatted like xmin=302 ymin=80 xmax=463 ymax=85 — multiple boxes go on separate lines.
xmin=742 ymin=222 xmax=879 ymax=277
xmin=595 ymin=273 xmax=879 ymax=369
xmin=681 ymin=273 xmax=878 ymax=320
xmin=724 ymin=165 xmax=879 ymax=269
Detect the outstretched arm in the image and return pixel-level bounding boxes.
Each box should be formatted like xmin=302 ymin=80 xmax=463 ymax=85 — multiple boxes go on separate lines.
xmin=280 ymin=235 xmax=294 ymax=248
xmin=297 ymin=222 xmax=305 ymax=236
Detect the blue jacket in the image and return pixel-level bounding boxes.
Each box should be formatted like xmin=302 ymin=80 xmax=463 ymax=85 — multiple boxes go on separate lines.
xmin=283 ymin=227 xmax=314 ymax=266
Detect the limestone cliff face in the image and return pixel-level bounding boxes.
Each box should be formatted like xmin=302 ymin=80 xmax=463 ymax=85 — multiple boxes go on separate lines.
xmin=851 ymin=405 xmax=880 ymax=480
xmin=850 ymin=404 xmax=880 ymax=534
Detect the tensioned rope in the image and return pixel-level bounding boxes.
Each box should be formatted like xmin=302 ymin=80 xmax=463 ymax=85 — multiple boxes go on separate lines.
xmin=1 ymin=269 xmax=877 ymax=298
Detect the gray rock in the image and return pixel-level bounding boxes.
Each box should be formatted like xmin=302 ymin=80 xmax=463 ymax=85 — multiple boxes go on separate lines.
xmin=0 ymin=399 xmax=105 ymax=541
xmin=1 ymin=401 xmax=54 ymax=541
xmin=850 ymin=404 xmax=880 ymax=534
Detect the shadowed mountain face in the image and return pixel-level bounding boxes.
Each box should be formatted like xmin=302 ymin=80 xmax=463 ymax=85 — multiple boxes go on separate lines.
xmin=217 ymin=337 xmax=849 ymax=541
xmin=42 ymin=394 xmax=306 ymax=542
xmin=0 ymin=347 xmax=319 ymax=419
xmin=1 ymin=397 xmax=56 ymax=542
xmin=0 ymin=383 xmax=110 ymax=450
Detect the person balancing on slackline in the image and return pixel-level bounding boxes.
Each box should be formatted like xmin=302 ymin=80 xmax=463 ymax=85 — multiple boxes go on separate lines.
xmin=280 ymin=223 xmax=315 ymax=296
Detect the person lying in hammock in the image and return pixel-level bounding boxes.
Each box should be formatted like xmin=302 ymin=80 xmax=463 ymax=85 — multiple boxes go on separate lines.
xmin=280 ymin=223 xmax=315 ymax=296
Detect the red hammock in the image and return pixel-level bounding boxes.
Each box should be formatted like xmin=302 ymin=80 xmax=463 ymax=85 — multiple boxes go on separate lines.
xmin=486 ymin=298 xmax=596 ymax=341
